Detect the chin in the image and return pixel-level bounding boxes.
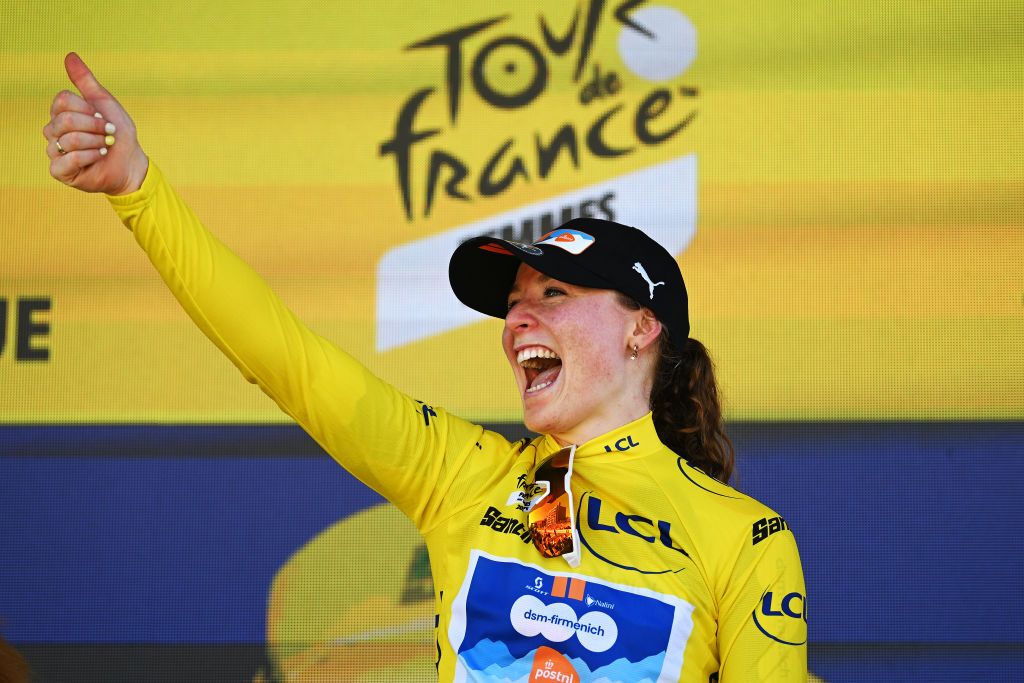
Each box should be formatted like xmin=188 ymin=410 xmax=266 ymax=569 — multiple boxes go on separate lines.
xmin=522 ymin=405 xmax=565 ymax=438
xmin=520 ymin=378 xmax=578 ymax=437
xmin=521 ymin=406 xmax=546 ymax=435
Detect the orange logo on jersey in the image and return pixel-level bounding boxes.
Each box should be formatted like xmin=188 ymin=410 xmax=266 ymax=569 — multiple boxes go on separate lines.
xmin=551 ymin=576 xmax=586 ymax=601
xmin=530 ymin=646 xmax=579 ymax=682
xmin=555 ymin=233 xmax=576 ymax=242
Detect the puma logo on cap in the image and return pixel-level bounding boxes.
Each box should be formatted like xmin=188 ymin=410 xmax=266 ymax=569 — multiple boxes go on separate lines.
xmin=632 ymin=262 xmax=665 ymax=300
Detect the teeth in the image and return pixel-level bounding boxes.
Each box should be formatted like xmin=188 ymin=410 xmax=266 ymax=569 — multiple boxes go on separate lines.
xmin=526 ymin=380 xmax=554 ymax=393
xmin=517 ymin=347 xmax=560 ymax=365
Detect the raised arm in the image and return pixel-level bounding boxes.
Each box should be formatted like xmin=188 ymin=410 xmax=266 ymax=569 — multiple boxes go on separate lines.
xmin=42 ymin=54 xmax=506 ymax=531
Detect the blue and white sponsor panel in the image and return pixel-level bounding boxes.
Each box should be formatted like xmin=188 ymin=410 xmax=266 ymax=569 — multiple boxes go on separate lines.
xmin=449 ymin=551 xmax=694 ymax=682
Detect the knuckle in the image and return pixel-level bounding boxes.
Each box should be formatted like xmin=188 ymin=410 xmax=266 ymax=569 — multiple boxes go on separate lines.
xmin=54 ymin=110 xmax=74 ymax=131
xmin=69 ymin=130 xmax=96 ymax=148
xmin=53 ymin=90 xmax=74 ymax=112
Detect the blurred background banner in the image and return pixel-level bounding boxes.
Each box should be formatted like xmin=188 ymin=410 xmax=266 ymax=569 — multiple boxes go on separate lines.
xmin=3 ymin=0 xmax=1021 ymax=423
xmin=1 ymin=1 xmax=1022 ymax=682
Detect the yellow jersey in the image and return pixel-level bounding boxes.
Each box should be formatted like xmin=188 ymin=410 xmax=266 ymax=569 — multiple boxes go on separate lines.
xmin=108 ymin=163 xmax=807 ymax=682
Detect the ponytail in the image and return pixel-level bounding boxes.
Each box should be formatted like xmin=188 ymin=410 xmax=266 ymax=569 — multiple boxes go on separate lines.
xmin=649 ymin=335 xmax=735 ymax=484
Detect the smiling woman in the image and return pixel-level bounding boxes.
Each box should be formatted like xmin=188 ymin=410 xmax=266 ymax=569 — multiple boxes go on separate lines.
xmin=450 ymin=220 xmax=734 ymax=481
xmin=45 ymin=52 xmax=806 ymax=681
xmin=503 ymin=266 xmax=652 ymax=443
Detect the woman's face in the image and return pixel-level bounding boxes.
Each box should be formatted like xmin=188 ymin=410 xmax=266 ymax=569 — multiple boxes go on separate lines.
xmin=502 ymin=264 xmax=656 ymax=444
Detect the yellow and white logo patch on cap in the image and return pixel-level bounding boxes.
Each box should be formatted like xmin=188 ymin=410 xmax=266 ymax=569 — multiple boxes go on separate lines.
xmin=536 ymin=228 xmax=597 ymax=255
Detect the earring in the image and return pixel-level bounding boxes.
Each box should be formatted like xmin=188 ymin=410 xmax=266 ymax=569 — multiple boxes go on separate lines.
xmin=630 ymin=344 xmax=639 ymax=360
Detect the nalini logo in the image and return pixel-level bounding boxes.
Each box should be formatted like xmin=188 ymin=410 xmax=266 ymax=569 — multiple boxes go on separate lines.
xmin=585 ymin=595 xmax=615 ymax=610
xmin=378 ymin=1 xmax=700 ymax=220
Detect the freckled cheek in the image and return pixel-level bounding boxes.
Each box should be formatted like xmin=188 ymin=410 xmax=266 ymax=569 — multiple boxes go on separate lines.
xmin=579 ymin=356 xmax=618 ymax=388
xmin=560 ymin=324 xmax=618 ymax=385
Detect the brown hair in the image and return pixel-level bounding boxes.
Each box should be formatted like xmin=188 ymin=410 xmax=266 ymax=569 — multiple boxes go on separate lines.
xmin=649 ymin=334 xmax=735 ymax=483
xmin=619 ymin=294 xmax=735 ymax=483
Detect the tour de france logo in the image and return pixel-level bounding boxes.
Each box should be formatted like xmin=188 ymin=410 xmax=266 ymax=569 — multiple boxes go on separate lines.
xmin=378 ymin=1 xmax=700 ymax=221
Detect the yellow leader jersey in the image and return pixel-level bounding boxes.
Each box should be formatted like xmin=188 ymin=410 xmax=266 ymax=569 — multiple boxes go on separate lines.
xmin=107 ymin=163 xmax=807 ymax=682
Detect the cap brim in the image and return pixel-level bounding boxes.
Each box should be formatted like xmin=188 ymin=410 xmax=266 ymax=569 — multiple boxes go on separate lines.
xmin=448 ymin=236 xmax=616 ymax=319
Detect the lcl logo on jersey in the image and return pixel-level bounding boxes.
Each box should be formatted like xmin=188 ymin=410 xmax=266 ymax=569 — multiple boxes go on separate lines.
xmin=753 ymin=588 xmax=807 ymax=646
xmin=578 ymin=493 xmax=689 ymax=574
xmin=602 ymin=435 xmax=639 ymax=453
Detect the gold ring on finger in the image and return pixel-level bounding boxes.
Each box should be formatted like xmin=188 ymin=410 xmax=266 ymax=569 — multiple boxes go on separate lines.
xmin=55 ymin=138 xmax=66 ymax=155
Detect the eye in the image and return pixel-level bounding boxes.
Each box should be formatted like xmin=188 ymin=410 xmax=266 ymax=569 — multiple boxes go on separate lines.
xmin=507 ymin=287 xmax=565 ymax=311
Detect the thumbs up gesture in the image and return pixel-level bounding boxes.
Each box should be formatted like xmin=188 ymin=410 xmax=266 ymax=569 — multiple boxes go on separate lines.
xmin=43 ymin=52 xmax=149 ymax=195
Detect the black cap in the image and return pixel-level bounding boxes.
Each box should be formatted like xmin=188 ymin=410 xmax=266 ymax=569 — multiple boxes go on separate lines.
xmin=448 ymin=217 xmax=689 ymax=352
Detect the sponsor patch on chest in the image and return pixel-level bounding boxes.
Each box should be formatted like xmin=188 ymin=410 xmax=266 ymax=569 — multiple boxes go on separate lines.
xmin=480 ymin=505 xmax=532 ymax=544
xmin=449 ymin=551 xmax=695 ymax=682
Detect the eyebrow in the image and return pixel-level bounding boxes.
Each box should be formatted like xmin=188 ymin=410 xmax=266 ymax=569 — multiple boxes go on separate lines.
xmin=508 ymin=275 xmax=553 ymax=296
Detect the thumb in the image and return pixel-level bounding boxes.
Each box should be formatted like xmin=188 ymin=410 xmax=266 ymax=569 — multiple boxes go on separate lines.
xmin=64 ymin=52 xmax=115 ymax=111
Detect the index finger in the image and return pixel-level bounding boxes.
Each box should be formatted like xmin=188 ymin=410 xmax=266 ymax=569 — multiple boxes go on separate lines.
xmin=64 ymin=52 xmax=115 ymax=113
xmin=50 ymin=89 xmax=97 ymax=119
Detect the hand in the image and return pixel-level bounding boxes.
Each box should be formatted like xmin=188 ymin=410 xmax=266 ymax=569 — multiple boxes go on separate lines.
xmin=43 ymin=52 xmax=149 ymax=195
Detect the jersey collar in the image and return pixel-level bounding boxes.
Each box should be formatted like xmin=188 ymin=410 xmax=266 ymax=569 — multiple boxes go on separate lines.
xmin=535 ymin=412 xmax=663 ymax=461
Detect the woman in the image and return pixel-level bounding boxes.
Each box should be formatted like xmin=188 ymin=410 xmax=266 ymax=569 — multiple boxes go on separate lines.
xmin=44 ymin=53 xmax=806 ymax=681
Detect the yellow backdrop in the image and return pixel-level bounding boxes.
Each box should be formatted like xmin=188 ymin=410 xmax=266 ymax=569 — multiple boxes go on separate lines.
xmin=2 ymin=0 xmax=1021 ymax=422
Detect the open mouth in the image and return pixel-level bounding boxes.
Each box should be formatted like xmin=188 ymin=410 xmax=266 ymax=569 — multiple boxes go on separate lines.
xmin=517 ymin=347 xmax=562 ymax=394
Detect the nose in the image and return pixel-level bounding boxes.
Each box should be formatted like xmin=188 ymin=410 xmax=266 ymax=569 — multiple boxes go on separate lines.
xmin=504 ymin=299 xmax=537 ymax=333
